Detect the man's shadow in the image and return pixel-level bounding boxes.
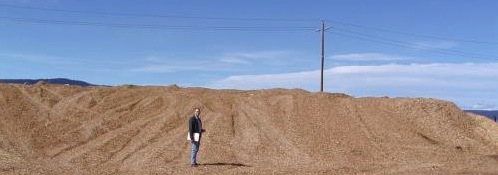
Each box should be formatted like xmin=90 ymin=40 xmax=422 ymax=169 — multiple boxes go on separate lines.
xmin=200 ymin=162 xmax=251 ymax=167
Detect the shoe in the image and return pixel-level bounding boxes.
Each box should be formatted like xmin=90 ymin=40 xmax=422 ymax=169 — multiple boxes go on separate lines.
xmin=190 ymin=163 xmax=198 ymax=167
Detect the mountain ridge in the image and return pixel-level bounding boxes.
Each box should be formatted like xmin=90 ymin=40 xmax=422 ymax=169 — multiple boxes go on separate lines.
xmin=466 ymin=110 xmax=498 ymax=122
xmin=0 ymin=78 xmax=95 ymax=86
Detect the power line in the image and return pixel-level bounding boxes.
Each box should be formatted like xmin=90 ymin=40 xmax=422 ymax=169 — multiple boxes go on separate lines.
xmin=330 ymin=27 xmax=498 ymax=59
xmin=1 ymin=15 xmax=495 ymax=60
xmin=330 ymin=31 xmax=498 ymax=61
xmin=2 ymin=3 xmax=496 ymax=45
xmin=0 ymin=3 xmax=316 ymax=22
xmin=328 ymin=30 xmax=498 ymax=61
xmin=1 ymin=4 xmax=496 ymax=60
xmin=0 ymin=16 xmax=315 ymax=31
xmin=325 ymin=19 xmax=498 ymax=45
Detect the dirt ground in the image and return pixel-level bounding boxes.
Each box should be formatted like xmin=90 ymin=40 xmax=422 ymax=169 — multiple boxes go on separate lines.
xmin=0 ymin=83 xmax=497 ymax=174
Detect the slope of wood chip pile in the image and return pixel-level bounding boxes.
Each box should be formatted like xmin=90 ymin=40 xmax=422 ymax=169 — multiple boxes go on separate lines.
xmin=0 ymin=83 xmax=497 ymax=174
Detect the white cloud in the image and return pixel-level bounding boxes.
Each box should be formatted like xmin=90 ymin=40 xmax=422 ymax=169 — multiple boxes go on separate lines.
xmin=134 ymin=50 xmax=303 ymax=73
xmin=132 ymin=56 xmax=238 ymax=73
xmin=413 ymin=41 xmax=458 ymax=50
xmin=143 ymin=56 xmax=164 ymax=62
xmin=132 ymin=63 xmax=231 ymax=73
xmin=218 ymin=57 xmax=252 ymax=64
xmin=331 ymin=53 xmax=410 ymax=61
xmin=218 ymin=50 xmax=296 ymax=64
xmin=0 ymin=0 xmax=62 ymax=4
xmin=208 ymin=62 xmax=498 ymax=110
xmin=132 ymin=65 xmax=176 ymax=73
xmin=471 ymin=103 xmax=497 ymax=110
xmin=0 ymin=52 xmax=79 ymax=65
xmin=0 ymin=52 xmax=139 ymax=72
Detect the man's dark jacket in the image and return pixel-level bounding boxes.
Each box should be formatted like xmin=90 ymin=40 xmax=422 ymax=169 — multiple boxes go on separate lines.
xmin=188 ymin=115 xmax=202 ymax=142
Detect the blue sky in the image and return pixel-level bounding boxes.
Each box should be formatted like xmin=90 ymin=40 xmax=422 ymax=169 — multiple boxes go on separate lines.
xmin=0 ymin=0 xmax=497 ymax=110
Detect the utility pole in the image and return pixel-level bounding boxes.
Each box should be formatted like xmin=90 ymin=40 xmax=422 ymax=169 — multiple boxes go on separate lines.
xmin=318 ymin=21 xmax=330 ymax=92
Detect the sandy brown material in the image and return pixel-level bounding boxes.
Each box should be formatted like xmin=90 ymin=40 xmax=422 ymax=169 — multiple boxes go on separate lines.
xmin=0 ymin=83 xmax=497 ymax=174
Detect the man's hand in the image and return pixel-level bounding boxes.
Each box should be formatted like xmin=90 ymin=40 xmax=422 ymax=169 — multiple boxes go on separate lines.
xmin=201 ymin=129 xmax=206 ymax=132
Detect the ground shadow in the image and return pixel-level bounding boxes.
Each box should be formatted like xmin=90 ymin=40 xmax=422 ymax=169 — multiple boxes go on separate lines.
xmin=200 ymin=162 xmax=251 ymax=167
xmin=489 ymin=155 xmax=498 ymax=161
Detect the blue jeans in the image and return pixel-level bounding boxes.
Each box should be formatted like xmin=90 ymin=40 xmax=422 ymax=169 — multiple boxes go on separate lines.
xmin=190 ymin=141 xmax=200 ymax=165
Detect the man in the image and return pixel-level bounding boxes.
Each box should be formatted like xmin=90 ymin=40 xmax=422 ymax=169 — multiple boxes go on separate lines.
xmin=188 ymin=108 xmax=205 ymax=167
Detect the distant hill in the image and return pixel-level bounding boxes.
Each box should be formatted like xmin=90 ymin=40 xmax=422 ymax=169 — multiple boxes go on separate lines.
xmin=466 ymin=110 xmax=498 ymax=122
xmin=0 ymin=78 xmax=95 ymax=86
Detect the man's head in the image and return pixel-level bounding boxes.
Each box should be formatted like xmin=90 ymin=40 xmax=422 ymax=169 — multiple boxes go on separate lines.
xmin=194 ymin=108 xmax=200 ymax=117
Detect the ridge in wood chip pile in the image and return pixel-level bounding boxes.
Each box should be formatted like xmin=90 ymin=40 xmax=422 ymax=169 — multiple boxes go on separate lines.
xmin=0 ymin=83 xmax=497 ymax=174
